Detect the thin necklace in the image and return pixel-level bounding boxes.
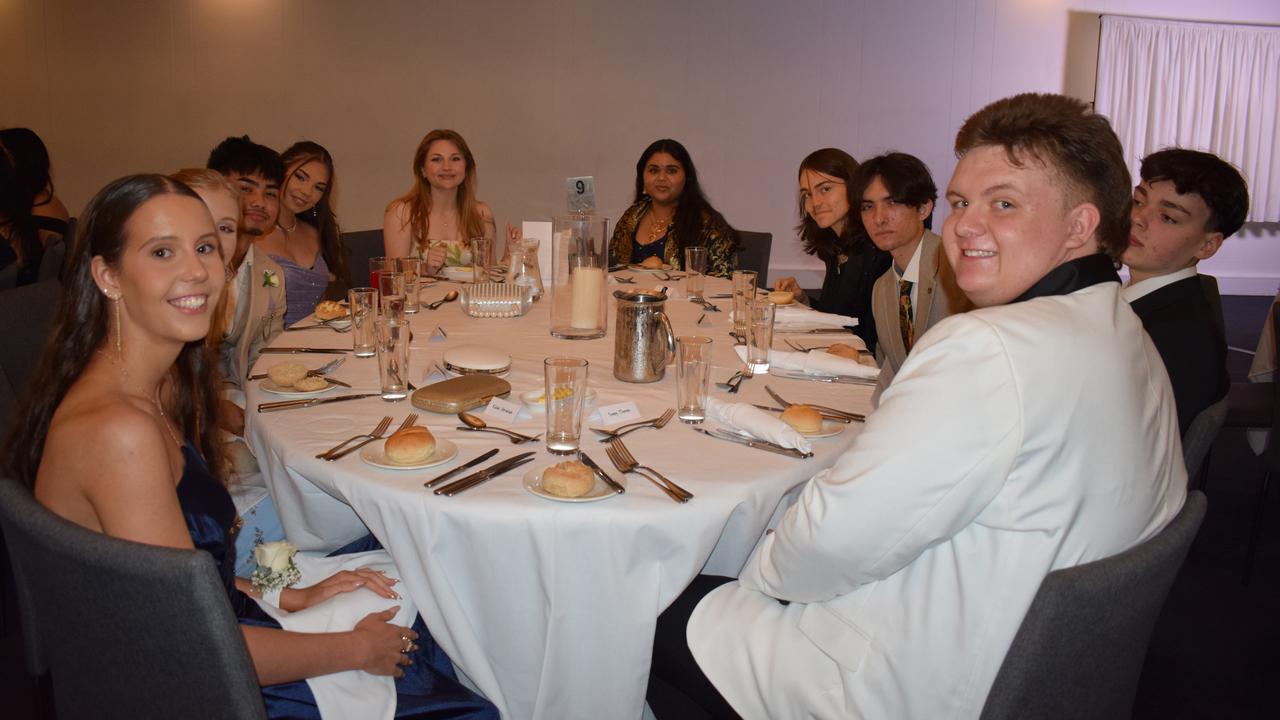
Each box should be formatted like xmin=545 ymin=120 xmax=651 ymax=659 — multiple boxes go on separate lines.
xmin=153 ymin=390 xmax=182 ymax=448
xmin=277 ymin=216 xmax=298 ymax=233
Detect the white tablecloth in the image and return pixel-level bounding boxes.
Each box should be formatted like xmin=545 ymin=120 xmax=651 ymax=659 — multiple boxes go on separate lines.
xmin=245 ymin=276 xmax=873 ymax=719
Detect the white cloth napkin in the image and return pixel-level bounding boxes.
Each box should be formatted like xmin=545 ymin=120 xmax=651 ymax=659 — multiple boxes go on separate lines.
xmin=252 ymin=550 xmax=412 ymax=720
xmin=773 ymin=305 xmax=858 ymax=328
xmin=705 ymin=397 xmax=812 ymax=453
xmin=734 ymin=345 xmax=880 ymax=379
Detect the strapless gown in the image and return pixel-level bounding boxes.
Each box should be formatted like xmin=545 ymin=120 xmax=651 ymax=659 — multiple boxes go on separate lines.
xmin=175 ymin=444 xmax=498 ymax=719
xmin=271 ymin=253 xmax=330 ymax=327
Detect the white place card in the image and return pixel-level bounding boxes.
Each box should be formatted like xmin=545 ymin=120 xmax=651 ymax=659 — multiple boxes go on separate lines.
xmin=522 ymin=220 xmax=554 ymax=285
xmin=596 ymin=401 xmax=641 ymax=427
xmin=482 ymin=397 xmax=524 ymax=426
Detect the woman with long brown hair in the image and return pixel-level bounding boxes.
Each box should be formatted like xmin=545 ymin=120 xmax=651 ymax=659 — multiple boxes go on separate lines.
xmin=383 ymin=129 xmax=496 ymax=274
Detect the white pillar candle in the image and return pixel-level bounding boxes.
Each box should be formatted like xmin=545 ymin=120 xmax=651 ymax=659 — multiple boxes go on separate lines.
xmin=570 ymin=265 xmax=604 ymax=329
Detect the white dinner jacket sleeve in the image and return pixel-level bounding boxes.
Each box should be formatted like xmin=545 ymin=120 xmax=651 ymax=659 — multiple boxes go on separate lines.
xmin=738 ymin=312 xmax=1022 ymax=602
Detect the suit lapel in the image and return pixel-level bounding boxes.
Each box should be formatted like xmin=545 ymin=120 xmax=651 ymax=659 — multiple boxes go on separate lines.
xmin=914 ymin=232 xmax=942 ymax=333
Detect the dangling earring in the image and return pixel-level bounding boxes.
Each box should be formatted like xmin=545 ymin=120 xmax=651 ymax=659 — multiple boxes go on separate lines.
xmin=101 ymin=288 xmax=123 ymax=360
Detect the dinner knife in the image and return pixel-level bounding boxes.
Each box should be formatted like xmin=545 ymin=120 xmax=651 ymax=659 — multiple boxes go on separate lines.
xmin=435 ymin=452 xmax=537 ymax=496
xmin=260 ymin=347 xmax=351 ymax=355
xmin=763 ymin=386 xmax=864 ymax=422
xmin=691 ymin=427 xmax=813 ymax=459
xmin=423 ymin=448 xmax=500 ymax=488
xmin=247 ymin=371 xmax=352 ymax=388
xmin=767 ymin=368 xmax=878 ymax=386
xmin=257 ymin=392 xmax=380 ymax=413
xmin=577 ymin=451 xmax=626 ymax=494
xmin=750 ymin=404 xmax=853 ymax=423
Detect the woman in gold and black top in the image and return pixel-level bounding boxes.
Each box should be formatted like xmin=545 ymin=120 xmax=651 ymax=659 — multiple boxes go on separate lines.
xmin=772 ymin=148 xmax=891 ymax=354
xmin=609 ymin=139 xmax=739 ymax=278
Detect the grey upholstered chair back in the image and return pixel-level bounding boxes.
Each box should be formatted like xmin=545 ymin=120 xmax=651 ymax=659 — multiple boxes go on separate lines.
xmin=1183 ymin=395 xmax=1228 ymax=482
xmin=0 ymin=279 xmax=62 ymax=437
xmin=342 ymin=228 xmax=386 ymax=290
xmin=735 ymin=231 xmax=772 ymax=286
xmin=979 ymin=490 xmax=1206 ymax=720
xmin=0 ymin=476 xmax=267 ymax=719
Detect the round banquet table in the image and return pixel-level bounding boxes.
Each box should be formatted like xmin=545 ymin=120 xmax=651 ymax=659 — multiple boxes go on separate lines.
xmin=245 ymin=274 xmax=874 ymax=719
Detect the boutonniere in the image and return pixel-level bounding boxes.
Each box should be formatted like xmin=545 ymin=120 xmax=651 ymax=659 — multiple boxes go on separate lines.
xmin=262 ymin=270 xmax=280 ymax=288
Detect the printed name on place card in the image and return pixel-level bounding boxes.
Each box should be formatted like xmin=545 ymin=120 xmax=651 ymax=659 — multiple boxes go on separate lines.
xmin=482 ymin=397 xmax=523 ymax=426
xmin=598 ymin=401 xmax=641 ymax=426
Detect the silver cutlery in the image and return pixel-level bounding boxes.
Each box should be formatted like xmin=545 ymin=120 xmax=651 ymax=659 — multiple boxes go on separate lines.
xmin=750 ymin=404 xmax=852 ymax=423
xmin=696 ymin=313 xmax=707 ymax=325
xmin=434 ymin=452 xmax=538 ymax=496
xmin=260 ymin=347 xmax=350 ymax=355
xmin=257 ymin=392 xmax=380 ymax=413
xmin=589 ymin=408 xmax=675 ymax=441
xmin=692 ymin=427 xmax=814 ymax=458
xmin=776 ymin=327 xmax=858 ymax=335
xmin=690 ymin=297 xmax=721 ymax=312
xmin=325 ymin=413 xmax=416 ymax=461
xmin=715 ymin=370 xmax=743 ymax=391
xmin=782 ymin=338 xmax=872 ymax=357
xmin=456 ymin=412 xmax=542 ymax=444
xmin=423 ymin=448 xmax=501 ymax=488
xmin=250 ymin=358 xmax=351 ymax=387
xmin=605 ymin=439 xmax=691 ymax=503
xmin=728 ymin=363 xmax=753 ymax=394
xmin=613 ymin=275 xmax=636 ymax=284
xmin=426 ymin=290 xmax=460 ymax=310
xmin=577 ymin=451 xmax=625 ymax=494
xmin=767 ymin=368 xmax=877 ymax=386
xmin=316 ymin=416 xmax=392 ymax=459
xmin=764 ymin=385 xmax=864 ymax=421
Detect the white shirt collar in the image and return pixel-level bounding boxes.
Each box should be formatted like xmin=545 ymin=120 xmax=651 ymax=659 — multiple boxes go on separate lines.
xmin=893 ymin=234 xmax=926 ymax=284
xmin=1122 ymin=265 xmax=1198 ymax=302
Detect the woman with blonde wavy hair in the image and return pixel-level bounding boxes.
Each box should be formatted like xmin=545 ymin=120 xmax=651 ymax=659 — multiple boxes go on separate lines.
xmin=383 ymin=129 xmax=496 ymax=274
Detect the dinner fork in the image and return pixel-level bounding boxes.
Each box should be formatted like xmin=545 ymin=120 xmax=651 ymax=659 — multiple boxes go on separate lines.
xmin=285 ymin=322 xmax=353 ymax=333
xmin=728 ymin=363 xmax=754 ymax=394
xmin=590 ymin=408 xmax=675 ymax=441
xmin=764 ymin=385 xmax=863 ymax=422
xmin=317 ymin=415 xmax=392 ymax=459
xmin=327 ymin=414 xmax=410 ymax=461
xmin=605 ymin=439 xmax=692 ymax=502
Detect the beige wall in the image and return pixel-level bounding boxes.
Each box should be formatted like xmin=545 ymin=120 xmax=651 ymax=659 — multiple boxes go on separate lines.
xmin=3 ymin=0 xmax=1278 ymax=292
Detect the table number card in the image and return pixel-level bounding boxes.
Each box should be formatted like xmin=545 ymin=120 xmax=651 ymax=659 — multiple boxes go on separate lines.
xmin=566 ymin=176 xmax=596 ymax=214
xmin=596 ymin=401 xmax=640 ymax=426
xmin=482 ymin=397 xmax=524 ymax=426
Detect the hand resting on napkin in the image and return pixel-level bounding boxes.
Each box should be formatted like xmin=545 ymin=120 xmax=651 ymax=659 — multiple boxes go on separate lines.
xmin=734 ymin=345 xmax=880 ymax=379
xmin=706 ymin=397 xmax=813 ymax=454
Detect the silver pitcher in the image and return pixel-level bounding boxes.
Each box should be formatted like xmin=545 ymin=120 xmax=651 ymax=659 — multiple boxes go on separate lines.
xmin=613 ymin=289 xmax=675 ymax=383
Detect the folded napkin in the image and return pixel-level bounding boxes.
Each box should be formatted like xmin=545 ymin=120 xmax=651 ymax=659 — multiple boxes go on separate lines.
xmin=253 ymin=550 xmax=412 ymax=720
xmin=773 ymin=305 xmax=858 ymax=328
xmin=706 ymin=397 xmax=813 ymax=453
xmin=734 ymin=345 xmax=880 ymax=379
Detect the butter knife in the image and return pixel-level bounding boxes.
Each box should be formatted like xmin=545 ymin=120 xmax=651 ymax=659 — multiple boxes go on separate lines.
xmin=577 ymin=451 xmax=625 ymax=494
xmin=260 ymin=347 xmax=351 ymax=355
xmin=248 ymin=371 xmax=352 ymax=388
xmin=692 ymin=427 xmax=813 ymax=459
xmin=257 ymin=392 xmax=380 ymax=413
xmin=423 ymin=448 xmax=500 ymax=488
xmin=767 ymin=368 xmax=878 ymax=386
xmin=435 ymin=452 xmax=537 ymax=496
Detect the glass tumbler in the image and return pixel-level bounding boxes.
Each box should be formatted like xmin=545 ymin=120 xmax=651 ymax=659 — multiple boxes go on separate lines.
xmin=396 ymin=257 xmax=423 ymax=313
xmin=675 ymin=336 xmax=712 ymax=424
xmin=348 ymin=287 xmax=377 ymax=358
xmin=470 ymin=236 xmax=493 ymax=283
xmin=368 ymin=256 xmax=393 ymax=290
xmin=544 ymin=357 xmax=589 ymax=455
xmin=377 ymin=270 xmax=405 ymax=319
xmin=684 ymin=246 xmax=708 ymax=301
xmin=375 ymin=318 xmax=411 ymax=401
xmin=746 ymin=300 xmax=775 ymax=373
xmin=732 ymin=270 xmax=758 ymax=340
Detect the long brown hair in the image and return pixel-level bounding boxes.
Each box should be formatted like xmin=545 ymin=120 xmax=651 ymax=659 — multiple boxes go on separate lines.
xmin=1 ymin=174 xmax=227 ymax=487
xmin=796 ymin=148 xmax=865 ymax=263
xmin=389 ymin=129 xmax=487 ymax=254
xmin=281 ymin=141 xmax=348 ymax=290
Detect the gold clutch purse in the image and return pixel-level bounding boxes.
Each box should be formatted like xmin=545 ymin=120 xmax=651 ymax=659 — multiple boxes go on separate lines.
xmin=411 ymin=375 xmax=512 ymax=414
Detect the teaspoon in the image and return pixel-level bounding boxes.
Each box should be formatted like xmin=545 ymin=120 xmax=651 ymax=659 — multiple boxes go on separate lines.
xmin=426 ymin=290 xmax=460 ymax=310
xmin=456 ymin=412 xmax=541 ymax=444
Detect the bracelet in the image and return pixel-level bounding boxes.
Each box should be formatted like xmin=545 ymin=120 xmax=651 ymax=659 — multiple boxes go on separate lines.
xmin=261 ymin=586 xmax=283 ymax=609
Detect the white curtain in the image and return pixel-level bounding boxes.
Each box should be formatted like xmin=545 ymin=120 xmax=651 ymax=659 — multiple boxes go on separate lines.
xmin=1095 ymin=15 xmax=1280 ymax=222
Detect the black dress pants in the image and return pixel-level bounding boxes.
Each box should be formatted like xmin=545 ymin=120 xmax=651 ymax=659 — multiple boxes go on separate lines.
xmin=647 ymin=574 xmax=743 ymax=719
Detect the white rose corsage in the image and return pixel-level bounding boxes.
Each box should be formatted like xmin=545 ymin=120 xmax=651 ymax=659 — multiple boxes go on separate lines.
xmin=250 ymin=540 xmax=300 ymax=608
xmin=262 ymin=270 xmax=281 ymax=288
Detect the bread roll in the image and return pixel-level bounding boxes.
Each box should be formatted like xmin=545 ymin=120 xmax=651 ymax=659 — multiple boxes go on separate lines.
xmin=384 ymin=426 xmax=436 ymax=464
xmin=293 ymin=375 xmax=329 ymax=392
xmin=641 ymin=255 xmax=665 ymax=270
xmin=768 ymin=290 xmax=794 ymax=305
xmin=315 ymin=300 xmax=347 ymax=321
xmin=826 ymin=343 xmax=862 ymax=361
xmin=780 ymin=404 xmax=823 ymax=433
xmin=542 ymin=460 xmax=594 ymax=498
xmin=267 ymin=362 xmax=309 ymax=387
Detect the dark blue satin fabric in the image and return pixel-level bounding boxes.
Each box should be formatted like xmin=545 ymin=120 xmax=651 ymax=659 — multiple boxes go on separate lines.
xmin=177 ymin=444 xmax=498 ymax=719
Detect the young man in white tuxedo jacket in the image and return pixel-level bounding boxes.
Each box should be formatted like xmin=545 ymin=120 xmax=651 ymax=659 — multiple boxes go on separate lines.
xmin=649 ymin=94 xmax=1188 ymax=719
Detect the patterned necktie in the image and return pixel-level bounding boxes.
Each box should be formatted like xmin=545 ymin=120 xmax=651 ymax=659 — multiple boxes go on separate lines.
xmin=898 ymin=279 xmax=915 ymax=351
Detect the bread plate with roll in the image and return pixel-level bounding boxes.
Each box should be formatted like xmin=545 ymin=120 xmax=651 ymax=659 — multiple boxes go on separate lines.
xmin=522 ymin=460 xmax=621 ymax=503
xmin=628 ymin=258 xmax=673 ymax=273
xmin=260 ymin=362 xmax=340 ymax=397
xmin=360 ymin=426 xmax=459 ymax=470
xmin=313 ymin=300 xmax=351 ymax=328
xmin=778 ymin=404 xmax=846 ymax=438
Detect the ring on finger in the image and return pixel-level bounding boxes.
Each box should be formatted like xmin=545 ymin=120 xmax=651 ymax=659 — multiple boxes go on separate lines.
xmin=400 ymin=634 xmax=412 ymax=654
